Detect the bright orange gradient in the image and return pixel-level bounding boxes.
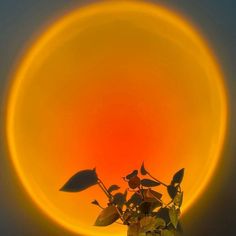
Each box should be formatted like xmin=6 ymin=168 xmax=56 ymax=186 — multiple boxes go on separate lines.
xmin=6 ymin=1 xmax=227 ymax=236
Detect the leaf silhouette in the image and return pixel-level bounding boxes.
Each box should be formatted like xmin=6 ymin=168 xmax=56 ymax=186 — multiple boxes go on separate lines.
xmin=60 ymin=169 xmax=98 ymax=192
xmin=128 ymin=176 xmax=141 ymax=189
xmin=94 ymin=205 xmax=120 ymax=226
xmin=139 ymin=201 xmax=153 ymax=215
xmin=142 ymin=189 xmax=161 ymax=210
xmin=126 ymin=192 xmax=143 ymax=206
xmin=145 ymin=189 xmax=162 ymax=200
xmin=108 ymin=185 xmax=120 ymax=193
xmin=156 ymin=218 xmax=166 ymax=228
xmin=140 ymin=216 xmax=164 ymax=233
xmin=167 ymin=185 xmax=178 ymax=199
xmin=113 ymin=193 xmax=126 ymax=208
xmin=169 ymin=206 xmax=179 ymax=228
xmin=141 ymin=179 xmax=160 ymax=187
xmin=156 ymin=208 xmax=170 ymax=224
xmin=140 ymin=162 xmax=148 ymax=175
xmin=123 ymin=189 xmax=128 ymax=200
xmin=172 ymin=169 xmax=184 ymax=184
xmin=91 ymin=200 xmax=99 ymax=206
xmin=174 ymin=192 xmax=183 ymax=207
xmin=177 ymin=221 xmax=184 ymax=234
xmin=91 ymin=200 xmax=103 ymax=209
xmin=126 ymin=170 xmax=138 ymax=180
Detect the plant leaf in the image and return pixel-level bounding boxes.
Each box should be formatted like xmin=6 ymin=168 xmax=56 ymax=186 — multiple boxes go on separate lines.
xmin=108 ymin=185 xmax=120 ymax=193
xmin=141 ymin=179 xmax=160 ymax=187
xmin=128 ymin=176 xmax=141 ymax=189
xmin=155 ymin=218 xmax=166 ymax=228
xmin=174 ymin=192 xmax=183 ymax=207
xmin=94 ymin=206 xmax=120 ymax=226
xmin=123 ymin=189 xmax=128 ymax=202
xmin=140 ymin=162 xmax=148 ymax=175
xmin=140 ymin=216 xmax=164 ymax=233
xmin=172 ymin=169 xmax=184 ymax=184
xmin=176 ymin=221 xmax=184 ymax=233
xmin=139 ymin=201 xmax=152 ymax=215
xmin=156 ymin=208 xmax=170 ymax=224
xmin=167 ymin=185 xmax=178 ymax=199
xmin=161 ymin=229 xmax=174 ymax=236
xmin=113 ymin=193 xmax=126 ymax=208
xmin=169 ymin=206 xmax=179 ymax=229
xmin=126 ymin=170 xmax=138 ymax=180
xmin=123 ymin=210 xmax=133 ymax=223
xmin=128 ymin=223 xmax=140 ymax=236
xmin=126 ymin=193 xmax=143 ymax=206
xmin=60 ymin=169 xmax=98 ymax=192
xmin=145 ymin=189 xmax=162 ymax=200
xmin=140 ymin=217 xmax=166 ymax=233
xmin=91 ymin=200 xmax=100 ymax=207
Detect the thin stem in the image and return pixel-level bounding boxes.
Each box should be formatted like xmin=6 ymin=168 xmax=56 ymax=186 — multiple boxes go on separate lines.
xmin=147 ymin=172 xmax=168 ymax=187
xmin=97 ymin=181 xmax=111 ymax=199
xmin=115 ymin=207 xmax=124 ymax=222
xmin=96 ymin=204 xmax=105 ymax=210
xmin=138 ymin=186 xmax=144 ymax=200
xmin=152 ymin=194 xmax=165 ymax=206
xmin=99 ymin=179 xmax=113 ymax=199
xmin=166 ymin=199 xmax=174 ymax=207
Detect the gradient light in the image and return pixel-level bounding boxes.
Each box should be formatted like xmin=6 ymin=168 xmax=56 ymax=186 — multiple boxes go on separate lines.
xmin=6 ymin=1 xmax=227 ymax=236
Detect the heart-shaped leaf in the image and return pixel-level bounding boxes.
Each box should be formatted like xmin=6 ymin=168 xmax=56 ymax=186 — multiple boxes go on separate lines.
xmin=141 ymin=179 xmax=160 ymax=187
xmin=91 ymin=200 xmax=100 ymax=206
xmin=108 ymin=185 xmax=120 ymax=193
xmin=94 ymin=205 xmax=120 ymax=226
xmin=126 ymin=193 xmax=143 ymax=206
xmin=172 ymin=169 xmax=184 ymax=184
xmin=126 ymin=170 xmax=138 ymax=180
xmin=129 ymin=176 xmax=141 ymax=189
xmin=140 ymin=162 xmax=148 ymax=175
xmin=155 ymin=218 xmax=166 ymax=228
xmin=145 ymin=189 xmax=162 ymax=200
xmin=167 ymin=185 xmax=178 ymax=199
xmin=139 ymin=201 xmax=153 ymax=215
xmin=156 ymin=208 xmax=170 ymax=224
xmin=169 ymin=206 xmax=179 ymax=229
xmin=113 ymin=193 xmax=126 ymax=208
xmin=174 ymin=192 xmax=183 ymax=207
xmin=176 ymin=221 xmax=184 ymax=233
xmin=60 ymin=169 xmax=98 ymax=192
xmin=140 ymin=216 xmax=164 ymax=233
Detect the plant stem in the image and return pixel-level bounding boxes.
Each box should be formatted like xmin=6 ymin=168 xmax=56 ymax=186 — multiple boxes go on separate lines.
xmin=138 ymin=186 xmax=144 ymax=200
xmin=98 ymin=179 xmax=124 ymax=222
xmin=115 ymin=207 xmax=125 ymax=222
xmin=97 ymin=180 xmax=111 ymax=200
xmin=147 ymin=172 xmax=168 ymax=187
xmin=97 ymin=204 xmax=105 ymax=210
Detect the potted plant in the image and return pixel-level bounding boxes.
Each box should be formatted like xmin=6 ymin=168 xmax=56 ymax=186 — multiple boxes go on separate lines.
xmin=60 ymin=163 xmax=184 ymax=236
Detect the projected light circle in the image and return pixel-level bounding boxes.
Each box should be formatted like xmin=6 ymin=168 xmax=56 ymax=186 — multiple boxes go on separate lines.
xmin=6 ymin=1 xmax=227 ymax=236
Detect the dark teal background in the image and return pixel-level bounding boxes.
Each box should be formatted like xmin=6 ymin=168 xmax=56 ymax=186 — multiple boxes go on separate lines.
xmin=0 ymin=0 xmax=235 ymax=235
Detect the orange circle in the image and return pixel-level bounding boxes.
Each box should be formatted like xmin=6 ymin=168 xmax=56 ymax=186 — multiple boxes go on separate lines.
xmin=6 ymin=1 xmax=227 ymax=236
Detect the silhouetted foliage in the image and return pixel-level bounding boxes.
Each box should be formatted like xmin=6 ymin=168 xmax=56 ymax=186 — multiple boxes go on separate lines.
xmin=61 ymin=163 xmax=185 ymax=236
xmin=60 ymin=169 xmax=98 ymax=192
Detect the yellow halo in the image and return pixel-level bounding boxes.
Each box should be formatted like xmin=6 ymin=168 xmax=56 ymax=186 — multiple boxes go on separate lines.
xmin=6 ymin=1 xmax=227 ymax=236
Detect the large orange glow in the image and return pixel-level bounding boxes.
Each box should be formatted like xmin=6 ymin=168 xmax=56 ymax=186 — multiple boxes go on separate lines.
xmin=6 ymin=1 xmax=227 ymax=236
